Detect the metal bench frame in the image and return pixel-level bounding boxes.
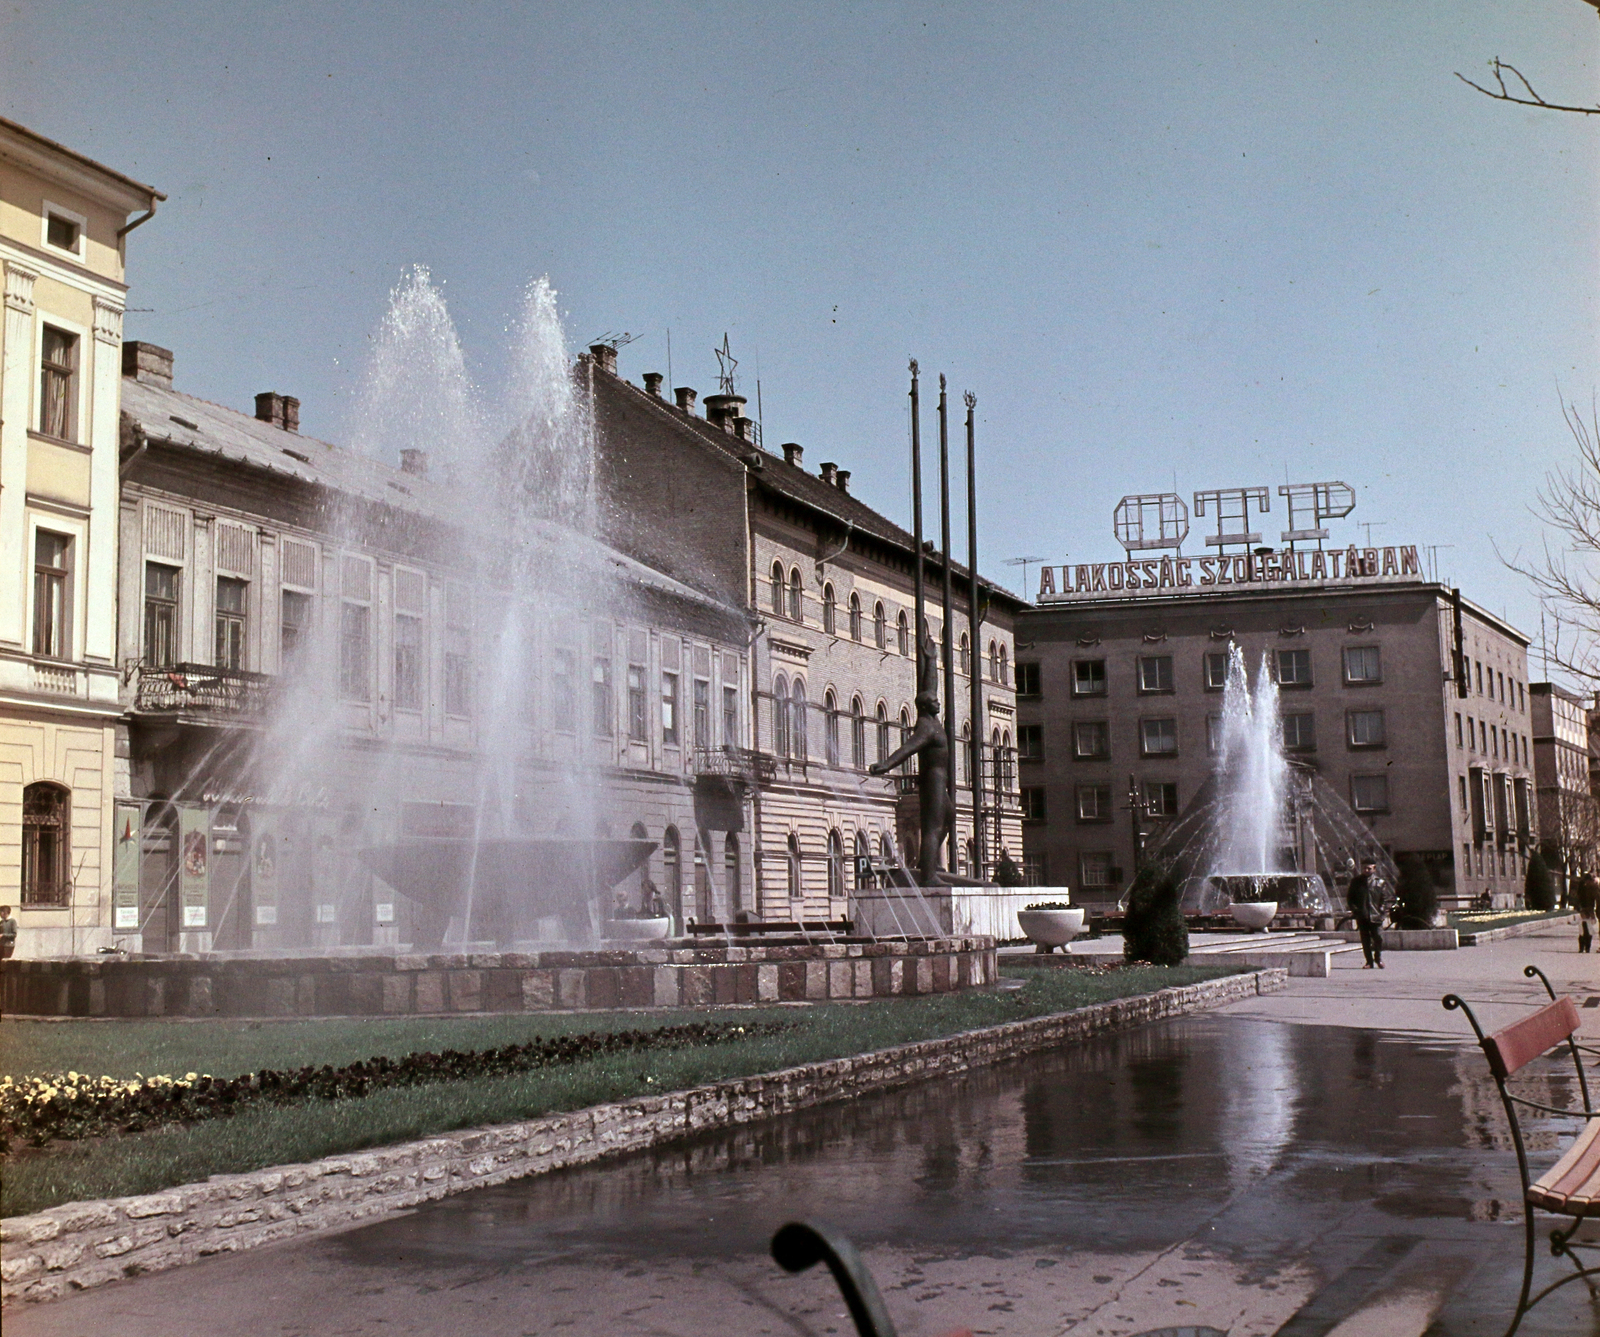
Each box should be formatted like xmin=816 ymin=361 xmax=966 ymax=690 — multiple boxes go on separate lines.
xmin=1444 ymin=964 xmax=1600 ymax=1336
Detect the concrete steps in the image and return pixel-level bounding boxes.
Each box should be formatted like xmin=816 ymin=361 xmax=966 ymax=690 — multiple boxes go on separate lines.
xmin=1186 ymin=931 xmax=1364 ymax=978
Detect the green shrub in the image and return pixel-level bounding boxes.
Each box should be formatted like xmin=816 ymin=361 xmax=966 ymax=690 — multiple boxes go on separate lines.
xmin=1122 ymin=864 xmax=1189 ymax=965
xmin=993 ymin=849 xmax=1023 ymax=887
xmin=1525 ymin=850 xmax=1557 ymax=911
xmin=1394 ymin=852 xmax=1438 ymax=929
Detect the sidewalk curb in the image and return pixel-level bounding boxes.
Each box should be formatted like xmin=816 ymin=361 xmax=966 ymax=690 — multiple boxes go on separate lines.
xmin=0 ymin=968 xmax=1285 ymax=1306
xmin=1458 ymin=913 xmax=1579 ymax=946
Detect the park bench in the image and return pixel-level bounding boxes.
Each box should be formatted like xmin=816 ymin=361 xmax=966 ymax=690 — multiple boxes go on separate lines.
xmin=1443 ymin=964 xmax=1600 ymax=1336
xmin=686 ymin=919 xmax=855 ymax=938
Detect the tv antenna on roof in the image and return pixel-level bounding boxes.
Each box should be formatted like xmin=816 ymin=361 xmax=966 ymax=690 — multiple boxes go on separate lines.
xmin=1005 ymin=556 xmax=1048 ymax=597
xmin=588 ymin=331 xmax=639 ymax=352
xmin=715 ymin=333 xmax=739 ymax=396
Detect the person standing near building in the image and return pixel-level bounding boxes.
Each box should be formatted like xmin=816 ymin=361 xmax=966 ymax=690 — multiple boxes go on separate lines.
xmin=1348 ymin=861 xmax=1385 ymax=969
xmin=1574 ymin=874 xmax=1598 ymax=954
xmin=0 ymin=906 xmax=18 ymax=959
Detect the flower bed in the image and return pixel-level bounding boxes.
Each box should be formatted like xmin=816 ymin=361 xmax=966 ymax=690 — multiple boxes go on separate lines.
xmin=0 ymin=1020 xmax=786 ymax=1151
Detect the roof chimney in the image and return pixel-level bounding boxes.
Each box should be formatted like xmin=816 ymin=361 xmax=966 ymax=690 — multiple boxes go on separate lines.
xmin=733 ymin=416 xmax=755 ymax=442
xmin=782 ymin=442 xmax=803 ymax=467
xmin=282 ymin=396 xmax=300 ymax=433
xmin=121 ymin=340 xmax=173 ymax=389
xmin=255 ymin=392 xmax=287 ymax=429
xmin=643 ymin=371 xmax=664 ymax=398
xmin=703 ymin=394 xmax=748 ymax=432
xmin=588 ymin=343 xmax=618 ymax=376
xmin=835 ymin=469 xmax=850 ymax=494
xmin=819 ymin=461 xmax=837 ymax=486
xmin=401 ymin=448 xmax=429 ymax=477
xmin=675 ymin=386 xmax=698 ymax=415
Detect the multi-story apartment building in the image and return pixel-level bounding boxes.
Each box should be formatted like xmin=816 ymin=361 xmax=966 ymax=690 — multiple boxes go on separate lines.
xmin=587 ymin=348 xmax=1026 ymax=917
xmin=0 ymin=119 xmax=161 ymax=955
xmin=1016 ymin=549 xmax=1535 ymax=911
xmin=113 ymin=344 xmax=753 ymax=951
xmin=1530 ymin=680 xmax=1596 ymax=896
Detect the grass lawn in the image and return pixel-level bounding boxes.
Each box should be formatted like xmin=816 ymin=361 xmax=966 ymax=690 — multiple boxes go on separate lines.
xmin=0 ymin=963 xmax=1243 ymax=1217
xmin=1446 ymin=908 xmax=1576 ymax=931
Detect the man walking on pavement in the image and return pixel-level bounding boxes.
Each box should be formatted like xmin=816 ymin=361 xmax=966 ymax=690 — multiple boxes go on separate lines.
xmin=1348 ymin=860 xmax=1385 ymax=969
xmin=1574 ymin=873 xmax=1597 ymax=954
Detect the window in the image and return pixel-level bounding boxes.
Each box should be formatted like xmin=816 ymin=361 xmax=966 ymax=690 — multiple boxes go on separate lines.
xmin=875 ymin=701 xmax=890 ymax=763
xmin=1073 ymin=660 xmax=1106 ymax=696
xmin=998 ymin=644 xmax=1008 ymax=686
xmin=339 ymin=602 xmax=370 ymax=701
xmin=1480 ymin=720 xmax=1488 ymax=753
xmin=1455 ymin=713 xmax=1463 ymax=748
xmin=1138 ymin=655 xmax=1173 ymax=693
xmin=1144 ymin=781 xmax=1179 ymax=818
xmin=1498 ymin=670 xmax=1505 ymax=702
xmin=444 ymin=586 xmax=472 ymax=716
xmin=1206 ymin=713 xmax=1224 ymax=755
xmin=394 ymin=613 xmax=423 ymax=710
xmin=279 ymin=589 xmax=310 ymax=668
xmin=22 ymin=782 xmax=71 ymax=906
xmin=725 ymin=834 xmax=742 ymax=914
xmin=1018 ymin=724 xmax=1043 ymax=760
xmin=898 ymin=612 xmax=910 ymax=657
xmin=32 ymin=530 xmax=70 ymax=659
xmin=958 ymin=631 xmax=970 ymax=675
xmin=1348 ymin=709 xmax=1385 ymax=748
xmin=627 ymin=665 xmax=647 ymax=741
xmin=1351 ymin=774 xmax=1389 ymax=813
xmin=1276 ymin=648 xmax=1312 ymax=687
xmin=786 ymin=832 xmax=802 ymax=903
xmin=39 ymin=326 xmax=78 ymax=441
xmin=827 ymin=830 xmax=845 ymax=900
xmin=693 ymin=678 xmax=710 ymax=749
xmin=1080 ymin=852 xmax=1117 ymax=888
xmin=592 ymin=654 xmax=614 ymax=737
xmin=1282 ymin=712 xmax=1315 ymax=752
xmin=791 ymin=679 xmax=809 ymax=759
xmin=1074 ymin=721 xmax=1110 ymax=759
xmin=772 ymin=675 xmax=790 ymax=757
xmin=722 ymin=683 xmax=738 ymax=747
xmin=1020 ymin=786 xmax=1046 ymax=821
xmin=661 ymin=671 xmax=679 ymax=746
xmin=849 ymin=593 xmax=863 ymax=640
xmin=874 ymin=602 xmax=887 ymax=649
xmin=770 ymin=561 xmax=785 ymax=614
xmin=1015 ymin=661 xmax=1041 ymax=696
xmin=1077 ymin=784 xmax=1112 ymax=822
xmin=851 ymin=696 xmax=866 ymax=768
xmin=1204 ymin=651 xmax=1229 ymax=690
xmin=1475 ymin=661 xmax=1483 ymax=695
xmin=1344 ymin=646 xmax=1382 ymax=684
xmin=214 ymin=577 xmax=247 ymax=671
xmin=46 ymin=211 xmax=81 ymax=253
xmin=823 ymin=584 xmax=836 ymax=635
xmin=899 ymin=707 xmax=913 ymax=774
xmin=1140 ymin=717 xmax=1177 ymax=756
xmin=144 ymin=563 xmax=181 ymax=668
xmin=825 ymin=690 xmax=840 ymax=765
xmin=552 ymin=648 xmax=576 ymax=729
xmin=663 ymin=826 xmax=682 ymax=924
xmin=788 ymin=568 xmax=803 ymax=621
xmin=1459 ymin=775 xmax=1468 ymax=813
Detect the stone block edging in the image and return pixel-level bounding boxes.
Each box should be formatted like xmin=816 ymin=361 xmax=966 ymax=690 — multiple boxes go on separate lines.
xmin=0 ymin=967 xmax=1286 ymax=1306
xmin=1458 ymin=913 xmax=1579 ymax=946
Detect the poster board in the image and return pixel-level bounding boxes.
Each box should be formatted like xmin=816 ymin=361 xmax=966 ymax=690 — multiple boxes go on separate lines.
xmin=179 ymin=805 xmax=209 ymax=928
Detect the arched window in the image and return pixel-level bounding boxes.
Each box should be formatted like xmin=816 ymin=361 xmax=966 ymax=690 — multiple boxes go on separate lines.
xmin=849 ymin=592 xmax=862 ymax=641
xmin=788 ymin=568 xmax=803 ymax=621
xmin=959 ymin=631 xmax=970 ymax=676
xmin=22 ymin=781 xmax=71 ymax=906
xmin=772 ymin=673 xmax=790 ymax=758
xmin=827 ymin=829 xmax=845 ymax=900
xmin=823 ymin=583 xmax=837 ymax=635
xmin=879 ymin=832 xmax=895 ymax=865
xmin=897 ymin=611 xmax=910 ymax=657
xmin=630 ymin=821 xmax=650 ymax=904
xmin=959 ymin=720 xmax=972 ymax=786
xmin=725 ymin=833 xmax=741 ymax=914
xmin=824 ymin=689 xmax=840 ymax=766
xmin=874 ymin=601 xmax=887 ymax=649
xmin=790 ymin=677 xmax=808 ymax=759
xmin=987 ymin=639 xmax=999 ymax=681
xmin=771 ymin=561 xmax=785 ymax=614
xmin=876 ymin=701 xmax=890 ymax=764
xmin=964 ymin=839 xmax=975 ymax=878
xmin=663 ymin=826 xmax=682 ymax=925
xmin=899 ymin=706 xmax=913 ymax=775
xmin=854 ymin=831 xmax=871 ymax=889
xmin=998 ymin=644 xmax=1008 ymax=686
xmin=1000 ymin=728 xmax=1015 ymax=792
xmin=851 ymin=695 xmax=866 ymax=769
xmin=786 ymin=832 xmax=802 ymax=904
xmin=694 ymin=839 xmax=712 ymax=922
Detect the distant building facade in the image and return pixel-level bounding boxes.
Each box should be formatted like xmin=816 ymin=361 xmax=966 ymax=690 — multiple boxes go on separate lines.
xmin=1016 ymin=551 xmax=1535 ymax=911
xmin=0 ymin=118 xmax=161 ymax=955
xmin=1530 ymin=680 xmax=1596 ymax=897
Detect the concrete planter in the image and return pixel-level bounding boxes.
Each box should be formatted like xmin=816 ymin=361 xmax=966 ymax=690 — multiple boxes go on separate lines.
xmin=1228 ymin=901 xmax=1277 ymax=931
xmin=602 ymin=917 xmax=672 ymax=942
xmin=1017 ymin=907 xmax=1086 ymax=952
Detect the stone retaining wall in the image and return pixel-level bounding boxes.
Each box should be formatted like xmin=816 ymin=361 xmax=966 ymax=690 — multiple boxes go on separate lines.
xmin=0 ymin=938 xmax=994 ymax=1019
xmin=1457 ymin=913 xmax=1578 ymax=946
xmin=0 ymin=968 xmax=1286 ymax=1305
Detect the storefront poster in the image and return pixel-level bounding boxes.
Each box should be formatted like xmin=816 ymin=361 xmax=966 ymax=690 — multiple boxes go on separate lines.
xmin=252 ymin=817 xmax=278 ymax=926
xmin=179 ymin=806 xmax=209 ymax=928
xmin=113 ymin=803 xmax=141 ymax=931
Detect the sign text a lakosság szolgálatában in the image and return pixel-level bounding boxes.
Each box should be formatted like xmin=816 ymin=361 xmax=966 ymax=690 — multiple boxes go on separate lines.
xmin=1037 ymin=544 xmax=1422 ymax=602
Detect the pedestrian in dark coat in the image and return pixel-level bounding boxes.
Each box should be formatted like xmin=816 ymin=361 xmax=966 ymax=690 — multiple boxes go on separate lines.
xmin=1574 ymin=874 xmax=1598 ymax=954
xmin=1348 ymin=861 xmax=1386 ymax=969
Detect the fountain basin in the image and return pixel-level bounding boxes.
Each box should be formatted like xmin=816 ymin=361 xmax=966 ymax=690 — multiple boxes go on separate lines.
xmin=1017 ymin=908 xmax=1086 ymax=952
xmin=1228 ymin=901 xmax=1278 ymax=931
xmin=603 ymin=916 xmax=672 ymax=942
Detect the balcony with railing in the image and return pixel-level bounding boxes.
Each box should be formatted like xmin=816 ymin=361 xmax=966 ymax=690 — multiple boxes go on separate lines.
xmin=130 ymin=662 xmax=276 ymax=720
xmin=692 ymin=745 xmax=778 ymax=787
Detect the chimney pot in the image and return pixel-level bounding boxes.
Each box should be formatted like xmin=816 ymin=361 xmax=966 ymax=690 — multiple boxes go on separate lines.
xmin=819 ymin=461 xmax=838 ymax=485
xmin=703 ymin=394 xmax=747 ymax=432
xmin=733 ymin=416 xmax=754 ymax=442
xmin=588 ymin=343 xmax=618 ymax=375
xmin=675 ymin=386 xmax=698 ymax=415
xmin=782 ymin=442 xmax=803 ymax=467
xmin=643 ymin=372 xmax=664 ymax=398
xmin=401 ymin=448 xmax=430 ymax=477
xmin=835 ymin=469 xmax=851 ymax=493
xmin=282 ymin=396 xmax=300 ymax=433
xmin=255 ymin=391 xmax=286 ymax=428
xmin=121 ymin=340 xmax=174 ymax=389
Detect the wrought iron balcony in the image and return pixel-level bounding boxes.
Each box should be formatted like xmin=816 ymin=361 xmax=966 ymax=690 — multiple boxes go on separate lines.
xmin=131 ymin=662 xmax=275 ymax=718
xmin=693 ymin=745 xmax=777 ymax=786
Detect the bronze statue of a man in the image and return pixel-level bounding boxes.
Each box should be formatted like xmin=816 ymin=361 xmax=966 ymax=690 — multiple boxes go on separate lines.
xmin=868 ymin=630 xmax=954 ymax=884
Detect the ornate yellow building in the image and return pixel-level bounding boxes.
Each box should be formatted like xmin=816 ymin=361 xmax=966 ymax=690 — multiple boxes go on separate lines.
xmin=0 ymin=118 xmax=161 ymax=954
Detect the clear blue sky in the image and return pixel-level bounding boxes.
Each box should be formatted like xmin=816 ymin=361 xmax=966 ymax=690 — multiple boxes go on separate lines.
xmin=5 ymin=2 xmax=1597 ymax=642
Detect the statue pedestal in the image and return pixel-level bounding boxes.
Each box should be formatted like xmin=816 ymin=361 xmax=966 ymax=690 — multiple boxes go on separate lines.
xmin=853 ymin=885 xmax=1038 ymax=941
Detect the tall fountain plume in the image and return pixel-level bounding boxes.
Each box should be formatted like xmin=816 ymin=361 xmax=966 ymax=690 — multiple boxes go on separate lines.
xmin=1210 ymin=643 xmax=1289 ymax=881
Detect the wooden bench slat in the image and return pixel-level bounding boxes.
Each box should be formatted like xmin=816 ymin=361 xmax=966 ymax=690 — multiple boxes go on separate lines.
xmin=1528 ymin=1117 xmax=1600 ymax=1213
xmin=1482 ymin=997 xmax=1582 ymax=1079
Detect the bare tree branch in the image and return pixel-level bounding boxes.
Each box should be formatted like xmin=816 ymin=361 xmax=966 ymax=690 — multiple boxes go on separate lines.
xmin=1456 ymin=57 xmax=1600 ymax=115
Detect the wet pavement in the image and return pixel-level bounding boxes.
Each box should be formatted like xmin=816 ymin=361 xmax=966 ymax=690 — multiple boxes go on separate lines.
xmin=11 ymin=925 xmax=1599 ymax=1336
